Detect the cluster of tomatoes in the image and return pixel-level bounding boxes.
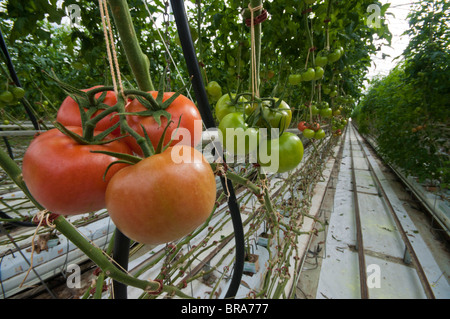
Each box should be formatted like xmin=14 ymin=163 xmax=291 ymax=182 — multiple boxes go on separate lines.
xmin=288 ymin=66 xmax=324 ymax=85
xmin=297 ymin=121 xmax=326 ymax=140
xmin=331 ymin=117 xmax=348 ymax=136
xmin=288 ymin=46 xmax=344 ymax=87
xmin=411 ymin=124 xmax=426 ymax=133
xmin=22 ymin=86 xmax=217 ymax=245
xmin=0 ymin=84 xmax=26 ymax=108
xmin=214 ymin=92 xmax=304 ymax=174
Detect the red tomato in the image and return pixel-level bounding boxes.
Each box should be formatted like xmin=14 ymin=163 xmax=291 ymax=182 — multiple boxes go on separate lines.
xmin=125 ymin=92 xmax=202 ymax=156
xmin=56 ymin=86 xmax=120 ymax=135
xmin=22 ymin=127 xmax=132 ymax=215
xmin=310 ymin=122 xmax=321 ymax=132
xmin=105 ymin=145 xmax=216 ymax=245
xmin=298 ymin=121 xmax=308 ymax=132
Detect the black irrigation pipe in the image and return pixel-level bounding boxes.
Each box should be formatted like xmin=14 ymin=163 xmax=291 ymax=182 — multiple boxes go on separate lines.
xmin=112 ymin=228 xmax=130 ymax=299
xmin=171 ymin=0 xmax=245 ymax=299
xmin=0 ymin=28 xmax=40 ymax=131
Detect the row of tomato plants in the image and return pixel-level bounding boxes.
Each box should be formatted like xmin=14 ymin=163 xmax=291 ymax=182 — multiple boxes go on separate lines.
xmin=0 ymin=0 xmax=353 ymax=297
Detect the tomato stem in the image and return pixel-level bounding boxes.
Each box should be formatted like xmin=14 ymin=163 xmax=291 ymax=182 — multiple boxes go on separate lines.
xmin=106 ymin=0 xmax=155 ymax=91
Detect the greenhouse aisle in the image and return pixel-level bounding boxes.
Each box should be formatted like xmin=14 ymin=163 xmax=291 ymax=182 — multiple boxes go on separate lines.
xmin=296 ymin=123 xmax=450 ymax=299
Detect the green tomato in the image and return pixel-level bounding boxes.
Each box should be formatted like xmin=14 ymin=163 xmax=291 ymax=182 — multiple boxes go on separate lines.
xmin=328 ymin=49 xmax=342 ymax=63
xmin=320 ymin=107 xmax=333 ymax=118
xmin=288 ymin=74 xmax=302 ymax=85
xmin=314 ymin=67 xmax=324 ymax=80
xmin=315 ymin=55 xmax=328 ymax=67
xmin=329 ymin=90 xmax=338 ymax=97
xmin=258 ymin=132 xmax=304 ymax=174
xmin=319 ymin=101 xmax=329 ymax=109
xmin=302 ymin=128 xmax=315 ymax=139
xmin=301 ymin=68 xmax=316 ymax=82
xmin=215 ymin=93 xmax=249 ymax=122
xmin=311 ymin=103 xmax=320 ymax=115
xmin=322 ymin=85 xmax=331 ymax=95
xmin=11 ymin=87 xmax=26 ymax=99
xmin=260 ymin=99 xmax=292 ymax=132
xmin=218 ymin=112 xmax=258 ymax=155
xmin=0 ymin=91 xmax=14 ymax=103
xmin=314 ymin=128 xmax=326 ymax=139
xmin=206 ymin=81 xmax=222 ymax=99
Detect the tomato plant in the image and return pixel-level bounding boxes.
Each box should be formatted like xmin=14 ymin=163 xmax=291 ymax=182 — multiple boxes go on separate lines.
xmin=22 ymin=126 xmax=132 ymax=215
xmin=124 ymin=91 xmax=202 ymax=156
xmin=105 ymin=145 xmax=216 ymax=245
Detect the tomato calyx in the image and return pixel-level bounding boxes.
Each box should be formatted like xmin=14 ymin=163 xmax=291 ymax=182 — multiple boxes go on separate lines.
xmin=246 ymin=96 xmax=291 ymax=136
xmin=53 ymin=121 xmax=123 ymax=146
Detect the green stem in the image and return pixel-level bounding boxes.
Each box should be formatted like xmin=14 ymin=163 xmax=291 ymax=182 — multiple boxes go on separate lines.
xmin=210 ymin=163 xmax=262 ymax=197
xmin=106 ymin=0 xmax=154 ymax=91
xmin=0 ymin=147 xmax=39 ymax=208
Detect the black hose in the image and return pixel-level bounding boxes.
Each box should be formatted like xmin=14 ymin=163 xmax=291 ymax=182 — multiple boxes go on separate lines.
xmin=0 ymin=209 xmax=35 ymax=227
xmin=170 ymin=0 xmax=245 ymax=299
xmin=112 ymin=228 xmax=130 ymax=299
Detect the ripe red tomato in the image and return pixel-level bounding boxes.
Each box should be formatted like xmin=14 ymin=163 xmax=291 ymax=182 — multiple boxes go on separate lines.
xmin=56 ymin=86 xmax=120 ymax=135
xmin=310 ymin=122 xmax=320 ymax=132
xmin=298 ymin=121 xmax=308 ymax=132
xmin=105 ymin=145 xmax=217 ymax=245
xmin=124 ymin=92 xmax=202 ymax=156
xmin=22 ymin=127 xmax=132 ymax=215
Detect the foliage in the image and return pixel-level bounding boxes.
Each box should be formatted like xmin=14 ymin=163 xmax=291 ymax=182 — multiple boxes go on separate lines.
xmin=353 ymin=0 xmax=450 ymax=188
xmin=0 ymin=0 xmax=391 ymax=125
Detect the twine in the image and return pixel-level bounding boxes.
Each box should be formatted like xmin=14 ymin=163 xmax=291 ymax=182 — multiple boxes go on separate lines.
xmin=98 ymin=0 xmax=126 ymax=101
xmin=214 ymin=164 xmax=231 ymax=198
xmin=248 ymin=3 xmax=264 ymax=100
xmin=19 ymin=209 xmax=55 ymax=288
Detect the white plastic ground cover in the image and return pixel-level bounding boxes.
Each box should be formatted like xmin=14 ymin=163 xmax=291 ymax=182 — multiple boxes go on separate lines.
xmin=358 ymin=133 xmax=450 ymax=299
xmin=0 ymin=201 xmax=115 ymax=299
xmin=315 ymin=127 xmax=450 ymax=299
